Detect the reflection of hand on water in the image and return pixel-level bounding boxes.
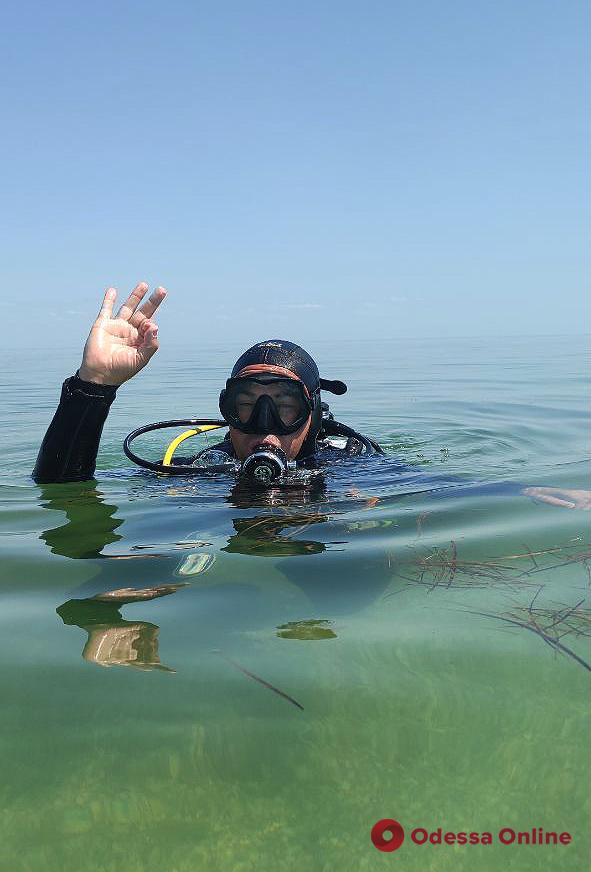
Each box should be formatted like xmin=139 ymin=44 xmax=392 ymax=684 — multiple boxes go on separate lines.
xmin=56 ymin=584 xmax=185 ymax=671
xmin=82 ymin=622 xmax=174 ymax=671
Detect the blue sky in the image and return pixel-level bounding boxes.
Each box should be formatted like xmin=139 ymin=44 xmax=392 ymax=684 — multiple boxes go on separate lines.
xmin=2 ymin=0 xmax=590 ymax=346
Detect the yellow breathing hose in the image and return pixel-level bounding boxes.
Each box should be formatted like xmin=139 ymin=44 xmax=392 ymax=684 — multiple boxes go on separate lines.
xmin=162 ymin=425 xmax=226 ymax=467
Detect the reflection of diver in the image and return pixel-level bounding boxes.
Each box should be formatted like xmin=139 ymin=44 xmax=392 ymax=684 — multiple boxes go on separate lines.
xmin=39 ymin=476 xmax=341 ymax=664
xmin=173 ymin=489 xmax=393 ymax=615
xmin=223 ymin=514 xmax=329 ymax=557
xmin=227 ymin=468 xmax=329 ymax=508
xmin=38 ymin=482 xmax=193 ymax=668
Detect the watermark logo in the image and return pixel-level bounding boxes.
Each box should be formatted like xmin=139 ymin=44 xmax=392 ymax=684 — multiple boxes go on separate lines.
xmin=370 ymin=820 xmax=572 ymax=852
xmin=370 ymin=819 xmax=405 ymax=852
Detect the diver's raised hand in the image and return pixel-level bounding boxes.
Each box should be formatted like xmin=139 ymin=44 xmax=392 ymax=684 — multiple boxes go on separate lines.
xmin=78 ymin=283 xmax=166 ymax=386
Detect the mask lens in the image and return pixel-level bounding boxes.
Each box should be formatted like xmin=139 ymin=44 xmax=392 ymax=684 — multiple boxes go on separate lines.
xmin=234 ymin=383 xmax=303 ymax=425
xmin=223 ymin=377 xmax=311 ymax=432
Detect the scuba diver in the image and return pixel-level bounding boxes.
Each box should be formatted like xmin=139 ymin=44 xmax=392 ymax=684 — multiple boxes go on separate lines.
xmin=32 ymin=283 xmax=385 ymax=486
xmin=32 ymin=282 xmax=591 ymax=509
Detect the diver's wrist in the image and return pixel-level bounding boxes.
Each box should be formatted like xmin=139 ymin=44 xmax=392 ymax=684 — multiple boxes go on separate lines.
xmin=71 ymin=370 xmax=119 ymax=397
xmin=77 ymin=366 xmax=121 ymax=388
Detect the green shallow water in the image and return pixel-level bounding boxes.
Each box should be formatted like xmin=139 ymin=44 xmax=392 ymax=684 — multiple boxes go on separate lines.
xmin=2 ymin=337 xmax=591 ymax=871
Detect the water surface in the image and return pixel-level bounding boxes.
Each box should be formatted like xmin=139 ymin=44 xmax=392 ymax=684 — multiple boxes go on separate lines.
xmin=2 ymin=336 xmax=591 ymax=870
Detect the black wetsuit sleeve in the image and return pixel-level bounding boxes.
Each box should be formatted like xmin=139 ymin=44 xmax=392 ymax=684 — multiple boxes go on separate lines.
xmin=32 ymin=373 xmax=118 ymax=484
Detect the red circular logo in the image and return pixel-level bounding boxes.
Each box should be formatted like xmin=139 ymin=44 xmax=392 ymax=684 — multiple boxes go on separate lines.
xmin=371 ymin=819 xmax=405 ymax=852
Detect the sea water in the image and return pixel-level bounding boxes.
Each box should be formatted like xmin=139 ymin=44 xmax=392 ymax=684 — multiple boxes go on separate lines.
xmin=1 ymin=336 xmax=591 ymax=871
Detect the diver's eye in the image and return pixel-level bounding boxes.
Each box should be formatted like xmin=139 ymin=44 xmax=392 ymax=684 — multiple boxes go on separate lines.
xmin=236 ymin=400 xmax=255 ymax=421
xmin=276 ymin=401 xmax=300 ymax=423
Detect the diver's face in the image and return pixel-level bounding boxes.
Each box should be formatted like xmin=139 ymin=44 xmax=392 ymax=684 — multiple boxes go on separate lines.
xmin=229 ymin=381 xmax=312 ymax=460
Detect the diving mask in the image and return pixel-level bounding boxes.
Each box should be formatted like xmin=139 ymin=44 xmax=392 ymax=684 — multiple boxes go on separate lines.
xmin=219 ymin=375 xmax=313 ymax=435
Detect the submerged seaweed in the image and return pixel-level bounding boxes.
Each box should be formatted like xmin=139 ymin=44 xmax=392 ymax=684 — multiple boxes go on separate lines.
xmin=214 ymin=650 xmax=305 ymax=711
xmin=471 ymin=588 xmax=591 ymax=673
xmin=389 ymin=537 xmax=591 ymax=593
xmin=386 ymin=534 xmax=591 ymax=673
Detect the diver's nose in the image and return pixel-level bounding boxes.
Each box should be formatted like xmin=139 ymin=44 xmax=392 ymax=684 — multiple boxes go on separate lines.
xmin=258 ymin=434 xmax=281 ymax=447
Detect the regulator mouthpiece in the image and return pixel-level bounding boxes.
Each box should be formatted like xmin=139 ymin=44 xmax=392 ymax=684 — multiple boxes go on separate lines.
xmin=240 ymin=445 xmax=288 ymax=485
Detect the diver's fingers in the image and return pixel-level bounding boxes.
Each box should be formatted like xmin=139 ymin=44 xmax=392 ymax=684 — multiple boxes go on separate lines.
xmin=138 ymin=318 xmax=155 ymax=338
xmin=129 ymin=286 xmax=167 ymax=329
xmin=137 ymin=320 xmax=159 ymax=360
xmin=96 ymin=287 xmax=117 ymax=322
xmin=116 ymin=282 xmax=149 ymax=321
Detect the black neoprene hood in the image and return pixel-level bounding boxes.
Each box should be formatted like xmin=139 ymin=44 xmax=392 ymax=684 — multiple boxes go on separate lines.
xmin=230 ymin=340 xmax=320 ymax=393
xmin=230 ymin=339 xmax=347 ymax=397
